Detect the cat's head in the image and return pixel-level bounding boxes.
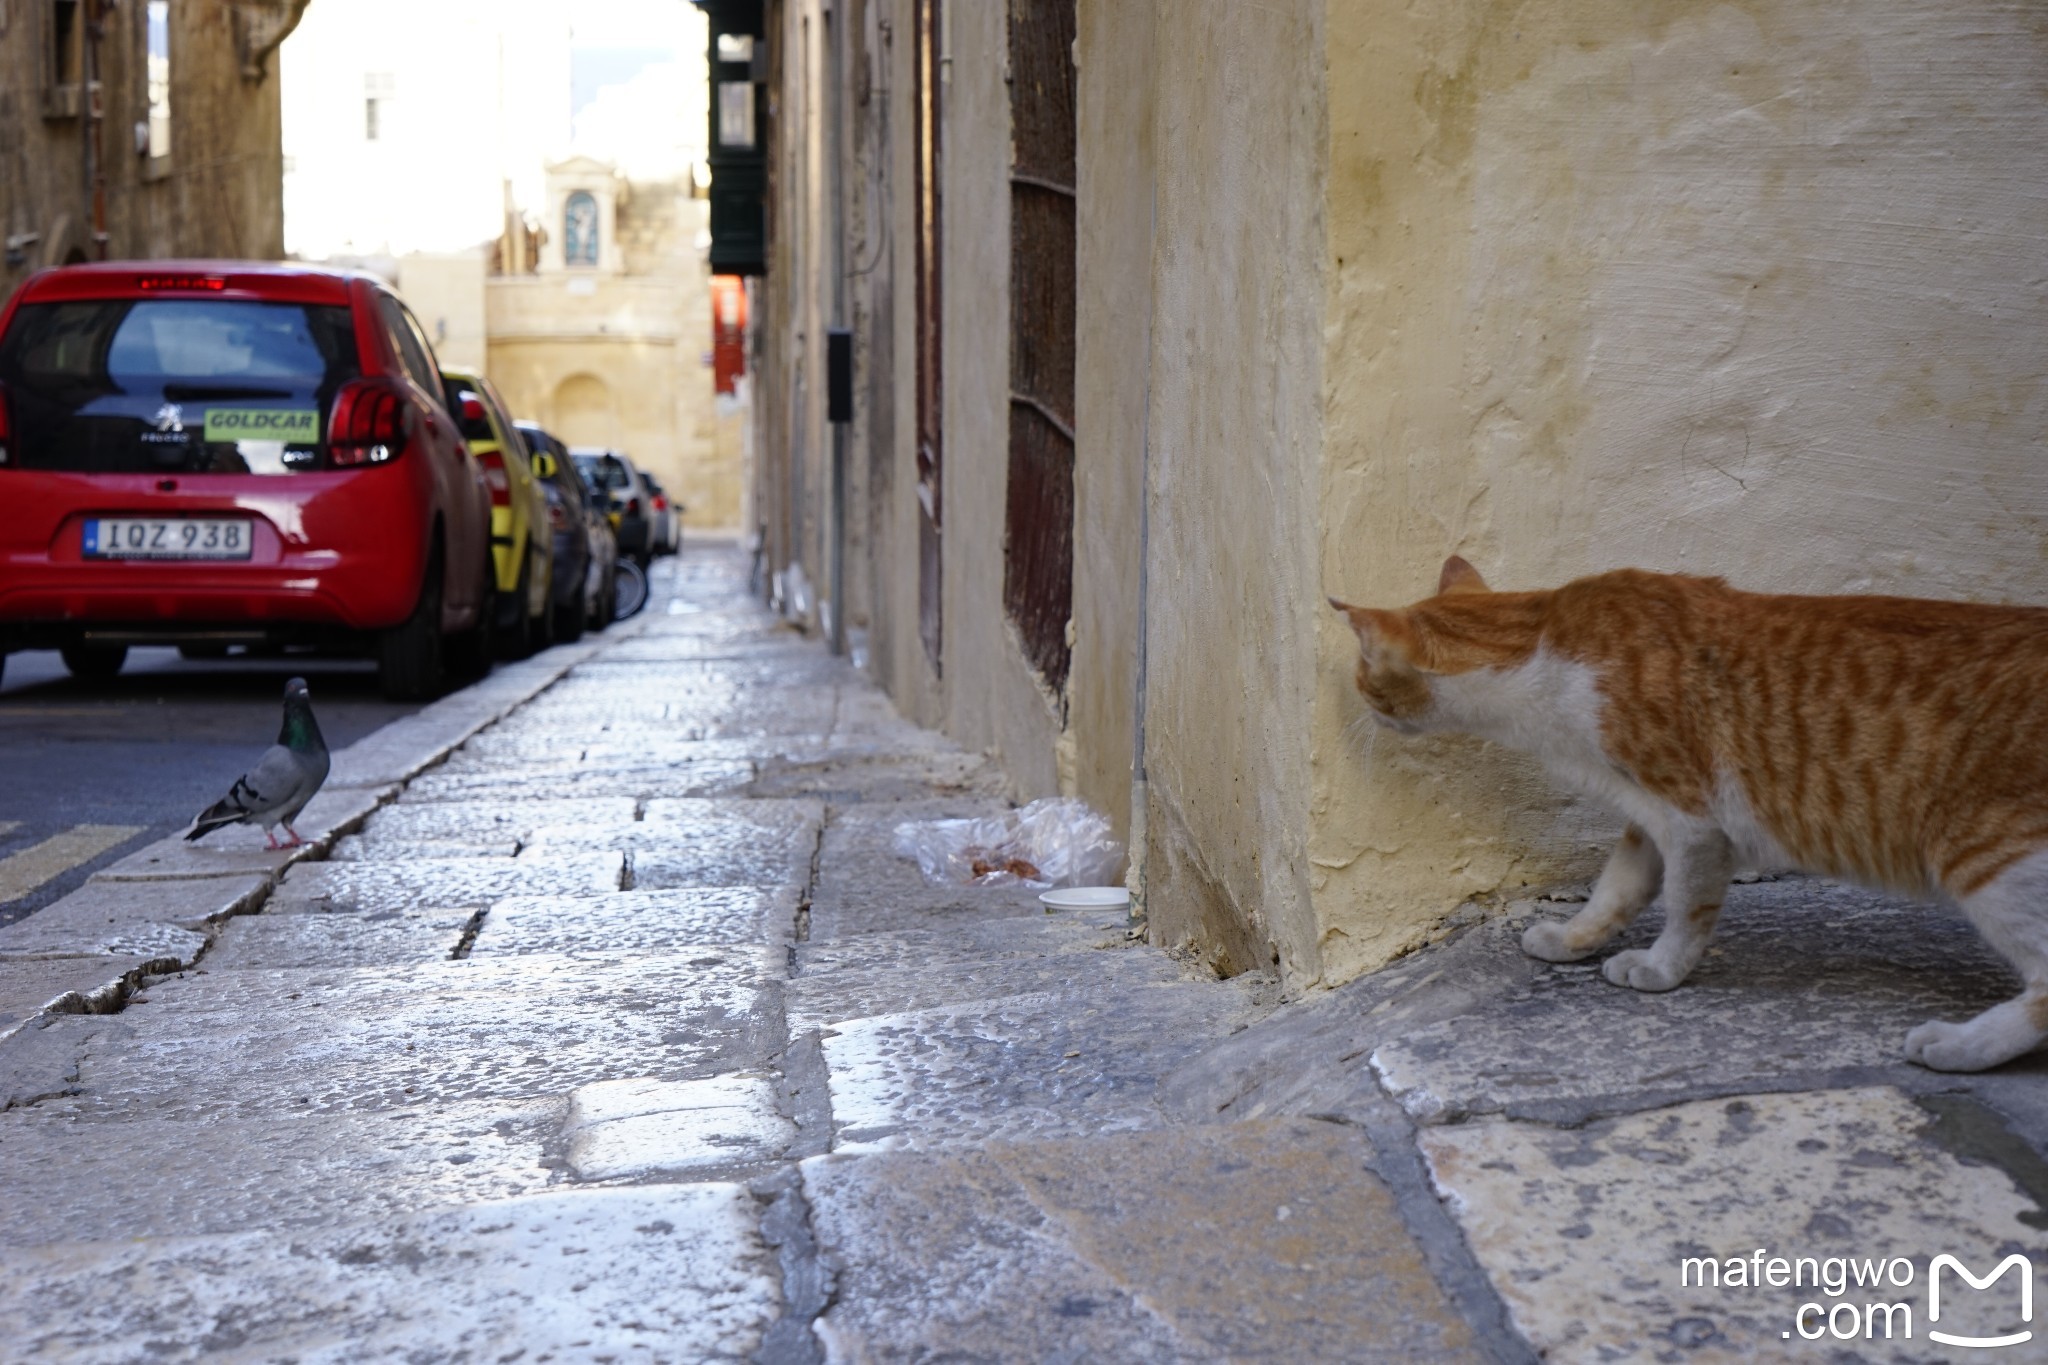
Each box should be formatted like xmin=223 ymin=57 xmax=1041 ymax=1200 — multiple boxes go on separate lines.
xmin=1328 ymin=556 xmax=1544 ymax=733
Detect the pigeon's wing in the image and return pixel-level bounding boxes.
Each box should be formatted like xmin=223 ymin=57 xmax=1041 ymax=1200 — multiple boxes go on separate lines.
xmin=187 ymin=743 xmax=304 ymax=840
xmin=275 ymin=747 xmax=331 ymax=825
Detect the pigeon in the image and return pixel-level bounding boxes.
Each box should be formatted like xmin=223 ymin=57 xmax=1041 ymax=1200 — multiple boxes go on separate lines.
xmin=187 ymin=677 xmax=331 ymax=848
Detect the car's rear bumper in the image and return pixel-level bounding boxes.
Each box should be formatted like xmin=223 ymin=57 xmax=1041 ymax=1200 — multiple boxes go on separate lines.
xmin=0 ymin=468 xmax=432 ymax=638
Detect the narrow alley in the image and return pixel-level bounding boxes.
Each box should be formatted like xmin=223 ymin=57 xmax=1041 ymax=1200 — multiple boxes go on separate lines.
xmin=5 ymin=545 xmax=2039 ymax=1362
xmin=0 ymin=546 xmax=1487 ymax=1360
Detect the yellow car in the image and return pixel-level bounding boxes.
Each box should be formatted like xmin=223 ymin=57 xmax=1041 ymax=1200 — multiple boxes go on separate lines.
xmin=440 ymin=369 xmax=554 ymax=657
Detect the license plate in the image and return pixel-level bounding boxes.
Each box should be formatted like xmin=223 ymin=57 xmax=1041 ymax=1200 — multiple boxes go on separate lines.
xmin=84 ymin=518 xmax=253 ymax=560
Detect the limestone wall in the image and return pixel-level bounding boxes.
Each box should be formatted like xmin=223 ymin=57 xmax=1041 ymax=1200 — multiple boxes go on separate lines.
xmin=1310 ymin=0 xmax=2048 ymax=981
xmin=0 ymin=0 xmax=291 ymax=281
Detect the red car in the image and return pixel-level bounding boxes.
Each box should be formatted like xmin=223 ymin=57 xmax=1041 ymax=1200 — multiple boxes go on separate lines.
xmin=0 ymin=262 xmax=495 ymax=698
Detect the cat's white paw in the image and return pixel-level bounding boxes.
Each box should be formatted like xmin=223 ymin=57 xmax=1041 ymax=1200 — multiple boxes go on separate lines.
xmin=1521 ymin=920 xmax=1596 ymax=963
xmin=1602 ymin=949 xmax=1685 ymax=993
xmin=1904 ymin=1018 xmax=2014 ymax=1073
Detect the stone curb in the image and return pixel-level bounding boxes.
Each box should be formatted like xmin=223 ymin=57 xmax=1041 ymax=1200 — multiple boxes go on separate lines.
xmin=0 ymin=617 xmax=650 ymax=1049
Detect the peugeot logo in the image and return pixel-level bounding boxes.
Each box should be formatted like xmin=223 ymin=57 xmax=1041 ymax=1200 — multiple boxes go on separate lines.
xmin=152 ymin=403 xmax=185 ymax=434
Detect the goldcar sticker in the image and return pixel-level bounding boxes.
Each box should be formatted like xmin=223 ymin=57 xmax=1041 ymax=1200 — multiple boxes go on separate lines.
xmin=203 ymin=408 xmax=320 ymax=443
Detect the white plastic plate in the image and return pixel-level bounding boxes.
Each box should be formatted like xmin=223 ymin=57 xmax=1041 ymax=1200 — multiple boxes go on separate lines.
xmin=1038 ymin=885 xmax=1130 ymax=912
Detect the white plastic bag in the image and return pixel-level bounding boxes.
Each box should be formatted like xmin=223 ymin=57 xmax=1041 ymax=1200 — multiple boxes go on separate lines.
xmin=891 ymin=798 xmax=1124 ymax=889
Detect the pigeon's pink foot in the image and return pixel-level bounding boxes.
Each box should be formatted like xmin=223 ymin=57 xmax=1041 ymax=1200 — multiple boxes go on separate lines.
xmin=263 ymin=831 xmax=282 ymax=850
xmin=281 ymin=826 xmax=307 ymax=848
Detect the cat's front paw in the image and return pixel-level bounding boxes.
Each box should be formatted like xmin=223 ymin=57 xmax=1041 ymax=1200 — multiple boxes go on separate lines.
xmin=1904 ymin=1019 xmax=2003 ymax=1073
xmin=1602 ymin=949 xmax=1685 ymax=993
xmin=1522 ymin=920 xmax=1596 ymax=963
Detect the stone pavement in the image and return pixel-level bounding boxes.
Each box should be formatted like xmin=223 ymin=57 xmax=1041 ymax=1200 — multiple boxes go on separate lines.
xmin=0 ymin=544 xmax=2043 ymax=1363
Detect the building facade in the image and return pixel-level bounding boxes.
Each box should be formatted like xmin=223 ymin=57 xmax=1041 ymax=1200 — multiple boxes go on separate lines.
xmin=735 ymin=0 xmax=2048 ymax=992
xmin=0 ymin=0 xmax=305 ymax=280
xmin=484 ymin=157 xmax=737 ymax=531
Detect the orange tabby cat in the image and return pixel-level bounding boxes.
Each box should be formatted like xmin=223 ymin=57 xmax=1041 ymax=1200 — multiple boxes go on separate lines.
xmin=1331 ymin=557 xmax=2048 ymax=1072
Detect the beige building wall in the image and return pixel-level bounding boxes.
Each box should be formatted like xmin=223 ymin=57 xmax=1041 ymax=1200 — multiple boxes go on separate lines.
xmin=762 ymin=0 xmax=1063 ymax=801
xmin=751 ymin=0 xmax=2048 ymax=997
xmin=484 ymin=164 xmax=734 ymax=530
xmin=397 ymin=252 xmax=489 ymax=372
xmin=1307 ymin=0 xmax=2048 ymax=983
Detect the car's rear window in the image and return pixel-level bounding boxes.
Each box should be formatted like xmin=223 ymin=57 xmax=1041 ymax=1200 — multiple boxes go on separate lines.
xmin=574 ymin=455 xmax=628 ymax=491
xmin=0 ymin=299 xmax=360 ymax=474
xmin=443 ymin=379 xmax=499 ymax=445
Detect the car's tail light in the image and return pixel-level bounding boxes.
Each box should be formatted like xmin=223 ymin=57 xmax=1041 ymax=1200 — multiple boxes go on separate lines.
xmin=652 ymin=495 xmax=668 ymax=511
xmin=0 ymin=380 xmax=12 ymax=467
xmin=460 ymin=393 xmax=488 ymax=425
xmin=547 ymin=499 xmax=571 ymax=532
xmin=478 ymin=450 xmax=511 ymax=507
xmin=327 ymin=378 xmax=406 ymax=467
xmin=626 ymin=497 xmax=641 ymax=516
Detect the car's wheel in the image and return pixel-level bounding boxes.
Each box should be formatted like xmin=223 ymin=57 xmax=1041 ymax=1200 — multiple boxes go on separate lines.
xmin=529 ymin=552 xmax=556 ymax=653
xmin=496 ymin=551 xmax=535 ymax=661
xmin=445 ymin=551 xmax=497 ymax=683
xmin=590 ymin=564 xmax=616 ymax=630
xmin=177 ymin=643 xmax=230 ymax=661
xmin=553 ymin=580 xmax=585 ymax=644
xmin=614 ymin=557 xmax=649 ymax=620
xmin=379 ymin=551 xmax=446 ymax=701
xmin=61 ymin=644 xmax=128 ymax=681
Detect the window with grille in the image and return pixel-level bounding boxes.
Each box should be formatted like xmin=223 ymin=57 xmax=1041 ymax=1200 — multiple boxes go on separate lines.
xmin=1002 ymin=0 xmax=1076 ymax=693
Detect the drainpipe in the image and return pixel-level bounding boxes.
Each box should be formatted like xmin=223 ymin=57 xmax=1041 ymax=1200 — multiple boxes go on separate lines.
xmin=1126 ymin=177 xmax=1157 ymax=933
xmin=83 ymin=0 xmax=108 ymax=259
xmin=825 ymin=3 xmax=849 ymax=656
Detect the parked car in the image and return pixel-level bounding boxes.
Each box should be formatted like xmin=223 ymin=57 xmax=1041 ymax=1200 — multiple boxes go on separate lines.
xmin=0 ymin=260 xmax=494 ymax=699
xmin=571 ymin=448 xmax=654 ymax=567
xmin=440 ymin=368 xmax=552 ymax=658
xmin=516 ymin=421 xmax=616 ymax=639
xmin=643 ymin=473 xmax=682 ymax=556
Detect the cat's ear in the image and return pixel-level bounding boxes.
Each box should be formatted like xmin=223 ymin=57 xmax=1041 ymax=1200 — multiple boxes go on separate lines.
xmin=1438 ymin=555 xmax=1490 ymax=597
xmin=1328 ymin=597 xmax=1385 ymax=643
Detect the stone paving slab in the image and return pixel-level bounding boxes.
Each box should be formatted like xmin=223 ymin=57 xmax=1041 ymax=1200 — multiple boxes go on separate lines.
xmin=788 ymin=938 xmax=1187 ymax=1033
xmin=748 ymin=750 xmax=1004 ymax=801
xmin=199 ymin=907 xmax=477 ymax=970
xmin=641 ymin=796 xmax=827 ymax=828
xmin=92 ymin=785 xmax=395 ymax=883
xmin=396 ymin=760 xmax=756 ymax=803
xmin=0 ymin=1185 xmax=778 ymax=1362
xmin=1419 ymin=1087 xmax=2047 ymax=1363
xmin=443 ymin=732 xmax=766 ymax=768
xmin=821 ymin=980 xmax=1264 ymax=1150
xmin=0 ymin=957 xmax=168 ymax=1040
xmin=805 ymin=1119 xmax=1482 ymax=1363
xmin=468 ymin=888 xmax=800 ymax=956
xmin=267 ymin=853 xmax=624 ymax=915
xmin=358 ymin=795 xmax=640 ymax=842
xmin=327 ymin=835 xmax=517 ymax=861
xmin=321 ymin=641 xmax=618 ymax=790
xmin=0 ymin=875 xmax=268 ymax=965
xmin=563 ymin=1074 xmax=795 ymax=1181
xmin=519 ymin=810 xmax=819 ymax=891
xmin=1371 ymin=881 xmax=2018 ymax=1124
xmin=807 ymin=883 xmax=1053 ymax=938
xmin=55 ymin=949 xmax=778 ymax=1120
xmin=0 ymin=1098 xmax=558 ymax=1243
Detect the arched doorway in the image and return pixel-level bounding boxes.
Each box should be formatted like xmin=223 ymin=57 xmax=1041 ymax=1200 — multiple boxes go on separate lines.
xmin=553 ymin=372 xmax=619 ymax=449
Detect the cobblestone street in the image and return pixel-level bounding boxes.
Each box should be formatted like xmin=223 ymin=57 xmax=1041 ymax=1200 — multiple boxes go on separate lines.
xmin=2 ymin=545 xmax=2043 ymax=1362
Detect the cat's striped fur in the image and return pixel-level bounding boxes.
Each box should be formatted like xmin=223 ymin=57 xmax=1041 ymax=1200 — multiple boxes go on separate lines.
xmin=1331 ymin=556 xmax=2048 ymax=1072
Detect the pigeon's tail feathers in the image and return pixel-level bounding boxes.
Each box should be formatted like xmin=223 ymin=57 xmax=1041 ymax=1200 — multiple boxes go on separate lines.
xmin=186 ymin=778 xmax=258 ymax=841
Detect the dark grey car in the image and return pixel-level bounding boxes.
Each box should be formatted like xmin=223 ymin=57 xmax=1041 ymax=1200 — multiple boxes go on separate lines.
xmin=521 ymin=424 xmax=617 ymax=637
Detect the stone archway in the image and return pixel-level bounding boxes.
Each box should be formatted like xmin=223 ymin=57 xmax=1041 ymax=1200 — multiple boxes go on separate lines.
xmin=552 ymin=372 xmax=620 ymax=450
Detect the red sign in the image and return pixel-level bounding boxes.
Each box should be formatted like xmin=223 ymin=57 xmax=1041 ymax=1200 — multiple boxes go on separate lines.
xmin=711 ymin=274 xmax=748 ymax=396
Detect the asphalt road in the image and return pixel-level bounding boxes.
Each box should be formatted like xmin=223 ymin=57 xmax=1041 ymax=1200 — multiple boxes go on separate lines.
xmin=0 ymin=648 xmax=423 ymax=926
